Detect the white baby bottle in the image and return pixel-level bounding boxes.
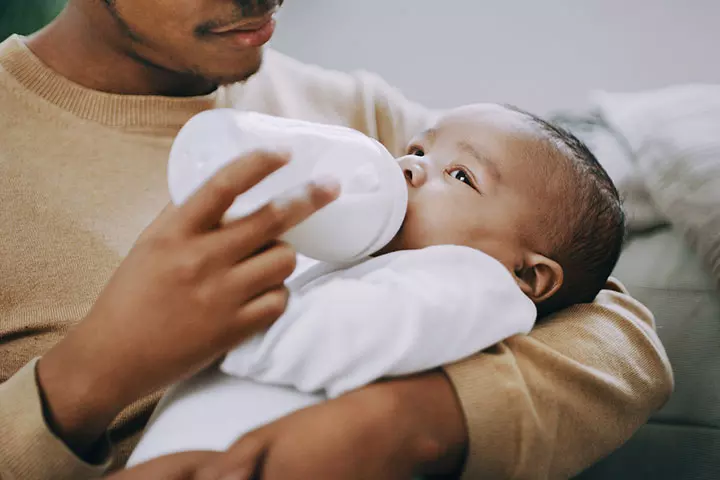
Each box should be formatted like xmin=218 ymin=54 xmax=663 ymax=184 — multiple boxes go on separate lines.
xmin=168 ymin=109 xmax=408 ymax=263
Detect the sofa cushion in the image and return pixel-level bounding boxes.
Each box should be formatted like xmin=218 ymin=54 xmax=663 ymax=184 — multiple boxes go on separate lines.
xmin=578 ymin=227 xmax=720 ymax=479
xmin=613 ymin=227 xmax=720 ymax=428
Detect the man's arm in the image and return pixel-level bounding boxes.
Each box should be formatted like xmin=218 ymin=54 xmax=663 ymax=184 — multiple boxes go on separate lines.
xmin=193 ymin=280 xmax=671 ymax=480
xmin=444 ymin=279 xmax=673 ymax=478
xmin=129 ymin=370 xmax=467 ymax=480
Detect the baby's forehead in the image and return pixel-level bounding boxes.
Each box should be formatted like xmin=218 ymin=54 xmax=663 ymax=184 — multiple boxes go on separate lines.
xmin=429 ymin=104 xmax=551 ymax=165
xmin=435 ymin=104 xmax=538 ymax=137
xmin=434 ymin=104 xmax=571 ymax=190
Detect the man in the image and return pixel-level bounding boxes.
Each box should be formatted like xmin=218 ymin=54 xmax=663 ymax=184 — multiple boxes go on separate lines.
xmin=0 ymin=0 xmax=672 ymax=479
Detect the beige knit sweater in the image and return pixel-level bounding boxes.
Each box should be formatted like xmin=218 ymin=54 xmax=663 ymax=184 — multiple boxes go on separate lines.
xmin=0 ymin=35 xmax=673 ymax=480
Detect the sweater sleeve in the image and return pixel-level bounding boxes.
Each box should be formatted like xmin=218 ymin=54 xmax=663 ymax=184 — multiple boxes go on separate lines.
xmin=443 ymin=279 xmax=673 ymax=479
xmin=0 ymin=359 xmax=111 ymax=480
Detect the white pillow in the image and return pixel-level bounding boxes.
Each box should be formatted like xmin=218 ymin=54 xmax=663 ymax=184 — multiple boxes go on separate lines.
xmin=594 ymin=84 xmax=720 ymax=284
xmin=562 ymin=116 xmax=666 ymax=232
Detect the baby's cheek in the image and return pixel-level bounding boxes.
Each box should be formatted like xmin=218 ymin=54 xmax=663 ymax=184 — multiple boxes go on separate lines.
xmin=397 ymin=212 xmax=447 ymax=250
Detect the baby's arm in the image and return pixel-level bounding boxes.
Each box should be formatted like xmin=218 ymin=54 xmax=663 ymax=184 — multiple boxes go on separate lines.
xmin=221 ymin=245 xmax=536 ymax=397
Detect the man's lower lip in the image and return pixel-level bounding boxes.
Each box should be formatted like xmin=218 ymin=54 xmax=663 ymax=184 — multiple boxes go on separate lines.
xmin=212 ymin=18 xmax=276 ymax=47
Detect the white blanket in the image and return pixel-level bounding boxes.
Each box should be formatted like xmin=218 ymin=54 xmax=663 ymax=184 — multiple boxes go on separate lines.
xmin=593 ymin=84 xmax=720 ymax=284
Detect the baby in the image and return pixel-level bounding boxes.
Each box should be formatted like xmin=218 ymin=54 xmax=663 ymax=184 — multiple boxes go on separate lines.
xmin=383 ymin=103 xmax=625 ymax=316
xmin=128 ymin=103 xmax=624 ymax=464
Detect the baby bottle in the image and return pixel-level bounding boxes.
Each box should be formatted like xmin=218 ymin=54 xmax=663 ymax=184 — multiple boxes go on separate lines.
xmin=168 ymin=109 xmax=408 ymax=264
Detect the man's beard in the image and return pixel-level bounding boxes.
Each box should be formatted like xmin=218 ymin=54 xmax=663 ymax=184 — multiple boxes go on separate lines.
xmin=98 ymin=0 xmax=278 ymax=88
xmin=101 ymin=0 xmax=145 ymax=43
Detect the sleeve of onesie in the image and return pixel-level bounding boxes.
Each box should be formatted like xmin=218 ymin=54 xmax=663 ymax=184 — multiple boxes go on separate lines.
xmin=221 ymin=245 xmax=536 ymax=398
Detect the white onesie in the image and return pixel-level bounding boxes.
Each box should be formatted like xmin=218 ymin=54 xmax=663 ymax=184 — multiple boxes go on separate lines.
xmin=222 ymin=244 xmax=535 ymax=397
xmin=128 ymin=245 xmax=535 ymax=466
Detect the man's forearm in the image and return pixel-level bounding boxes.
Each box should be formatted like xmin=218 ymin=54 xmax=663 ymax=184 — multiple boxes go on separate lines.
xmin=369 ymin=371 xmax=468 ymax=477
xmin=442 ymin=283 xmax=673 ymax=479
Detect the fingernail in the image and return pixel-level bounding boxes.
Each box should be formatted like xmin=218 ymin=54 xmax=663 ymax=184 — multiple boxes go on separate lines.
xmin=311 ymin=175 xmax=341 ymax=195
xmin=275 ymin=149 xmax=292 ymax=161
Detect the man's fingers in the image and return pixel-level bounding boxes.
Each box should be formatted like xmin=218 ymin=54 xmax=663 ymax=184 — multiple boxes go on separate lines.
xmin=206 ymin=285 xmax=291 ymax=353
xmin=220 ymin=242 xmax=296 ymax=303
xmin=231 ymin=286 xmax=291 ymax=340
xmin=195 ymin=432 xmax=269 ymax=480
xmin=106 ymin=451 xmax=220 ymax=480
xmin=218 ymin=177 xmax=340 ymax=263
xmin=178 ymin=151 xmax=290 ymax=233
xmin=137 ymin=203 xmax=180 ymax=240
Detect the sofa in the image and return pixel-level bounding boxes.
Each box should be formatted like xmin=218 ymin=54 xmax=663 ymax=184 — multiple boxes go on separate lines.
xmin=564 ymin=85 xmax=720 ymax=479
xmin=578 ymin=227 xmax=720 ymax=480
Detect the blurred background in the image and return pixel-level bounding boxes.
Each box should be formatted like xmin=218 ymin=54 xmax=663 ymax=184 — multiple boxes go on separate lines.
xmin=3 ymin=0 xmax=720 ymax=113
xmin=271 ymin=0 xmax=720 ymax=112
xmin=0 ymin=0 xmax=66 ymax=42
xmin=2 ymin=1 xmax=719 ymax=479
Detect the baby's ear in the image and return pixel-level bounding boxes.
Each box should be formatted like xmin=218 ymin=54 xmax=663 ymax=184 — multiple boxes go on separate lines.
xmin=514 ymin=252 xmax=563 ymax=304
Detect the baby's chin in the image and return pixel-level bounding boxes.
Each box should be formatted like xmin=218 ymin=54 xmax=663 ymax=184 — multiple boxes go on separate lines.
xmin=373 ymin=229 xmax=407 ymax=257
xmin=373 ymin=228 xmax=434 ymax=257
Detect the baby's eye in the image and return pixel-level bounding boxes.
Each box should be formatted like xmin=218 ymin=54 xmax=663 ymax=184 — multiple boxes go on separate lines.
xmin=448 ymin=167 xmax=474 ymax=188
xmin=408 ymin=146 xmax=425 ymax=157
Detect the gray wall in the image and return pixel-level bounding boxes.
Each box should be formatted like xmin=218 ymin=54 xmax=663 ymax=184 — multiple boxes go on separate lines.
xmin=271 ymin=0 xmax=720 ymax=114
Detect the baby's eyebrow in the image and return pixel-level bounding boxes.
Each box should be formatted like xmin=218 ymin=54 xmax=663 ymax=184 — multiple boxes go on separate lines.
xmin=458 ymin=141 xmax=501 ymax=181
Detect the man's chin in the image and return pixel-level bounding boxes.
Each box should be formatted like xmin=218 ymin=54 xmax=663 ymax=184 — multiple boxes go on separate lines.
xmin=211 ymin=51 xmax=264 ymax=86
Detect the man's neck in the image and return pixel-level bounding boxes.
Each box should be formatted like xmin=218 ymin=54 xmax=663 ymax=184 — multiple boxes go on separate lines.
xmin=26 ymin=8 xmax=217 ymax=97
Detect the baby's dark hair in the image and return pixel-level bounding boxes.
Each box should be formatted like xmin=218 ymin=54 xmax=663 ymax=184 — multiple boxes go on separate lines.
xmin=505 ymin=105 xmax=625 ymax=317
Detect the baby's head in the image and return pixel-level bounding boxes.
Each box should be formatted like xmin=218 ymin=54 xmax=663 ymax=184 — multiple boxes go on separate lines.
xmin=381 ymin=104 xmax=624 ymax=317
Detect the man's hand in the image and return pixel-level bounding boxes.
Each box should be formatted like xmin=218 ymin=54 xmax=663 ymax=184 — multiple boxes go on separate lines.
xmin=36 ymin=151 xmax=340 ymax=457
xmin=107 ymin=451 xmax=221 ymax=480
xmin=194 ymin=372 xmax=468 ymax=480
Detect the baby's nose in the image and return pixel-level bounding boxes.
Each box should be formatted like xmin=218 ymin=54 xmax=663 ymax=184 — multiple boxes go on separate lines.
xmin=398 ymin=156 xmax=427 ymax=188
